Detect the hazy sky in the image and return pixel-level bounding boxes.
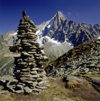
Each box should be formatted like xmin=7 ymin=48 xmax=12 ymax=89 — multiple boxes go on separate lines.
xmin=0 ymin=0 xmax=100 ymax=35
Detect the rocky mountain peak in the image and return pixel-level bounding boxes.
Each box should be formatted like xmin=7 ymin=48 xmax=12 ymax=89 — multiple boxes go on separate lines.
xmin=54 ymin=11 xmax=65 ymax=20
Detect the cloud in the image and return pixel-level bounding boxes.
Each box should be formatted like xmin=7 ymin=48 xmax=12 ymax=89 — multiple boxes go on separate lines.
xmin=68 ymin=12 xmax=71 ymax=15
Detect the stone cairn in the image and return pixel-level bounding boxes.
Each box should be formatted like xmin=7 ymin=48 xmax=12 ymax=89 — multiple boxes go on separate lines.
xmin=7 ymin=10 xmax=49 ymax=93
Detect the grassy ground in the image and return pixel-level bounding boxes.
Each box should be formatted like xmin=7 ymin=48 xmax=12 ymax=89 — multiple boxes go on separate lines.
xmin=0 ymin=77 xmax=100 ymax=101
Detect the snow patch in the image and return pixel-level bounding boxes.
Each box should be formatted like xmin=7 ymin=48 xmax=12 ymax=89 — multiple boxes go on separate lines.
xmin=47 ymin=24 xmax=51 ymax=28
xmin=46 ymin=36 xmax=61 ymax=44
xmin=46 ymin=17 xmax=54 ymax=29
xmin=37 ymin=35 xmax=61 ymax=47
xmin=36 ymin=30 xmax=40 ymax=35
xmin=10 ymin=32 xmax=17 ymax=36
xmin=98 ymin=36 xmax=100 ymax=39
xmin=69 ymin=41 xmax=74 ymax=47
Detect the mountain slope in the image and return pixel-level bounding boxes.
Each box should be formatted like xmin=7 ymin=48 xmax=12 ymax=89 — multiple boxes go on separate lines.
xmin=0 ymin=31 xmax=17 ymax=50
xmin=45 ymin=39 xmax=100 ymax=77
xmin=0 ymin=31 xmax=17 ymax=76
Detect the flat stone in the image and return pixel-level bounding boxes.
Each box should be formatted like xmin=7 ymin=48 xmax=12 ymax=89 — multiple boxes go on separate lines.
xmin=25 ymin=28 xmax=32 ymax=32
xmin=20 ymin=22 xmax=28 ymax=25
xmin=20 ymin=75 xmax=31 ymax=77
xmin=27 ymin=32 xmax=36 ymax=35
xmin=31 ymin=75 xmax=39 ymax=78
xmin=14 ymin=90 xmax=24 ymax=94
xmin=10 ymin=79 xmax=18 ymax=83
xmin=40 ymin=50 xmax=45 ymax=54
xmin=16 ymin=84 xmax=24 ymax=90
xmin=31 ymin=68 xmax=40 ymax=71
xmin=20 ymin=77 xmax=36 ymax=82
xmin=32 ymin=82 xmax=37 ymax=86
xmin=32 ymin=88 xmax=41 ymax=93
xmin=22 ymin=43 xmax=32 ymax=46
xmin=22 ymin=39 xmax=28 ymax=42
xmin=27 ymin=35 xmax=37 ymax=38
xmin=21 ymin=68 xmax=30 ymax=72
xmin=28 ymin=62 xmax=36 ymax=65
xmin=37 ymin=81 xmax=47 ymax=87
xmin=29 ymin=46 xmax=37 ymax=49
xmin=37 ymin=78 xmax=43 ymax=82
xmin=18 ymin=62 xmax=27 ymax=65
xmin=62 ymin=76 xmax=84 ymax=84
xmin=30 ymin=71 xmax=37 ymax=75
xmin=36 ymin=86 xmax=47 ymax=90
xmin=20 ymin=72 xmax=30 ymax=75
xmin=0 ymin=75 xmax=14 ymax=83
xmin=53 ymin=97 xmax=75 ymax=101
xmin=18 ymin=30 xmax=25 ymax=33
xmin=22 ymin=52 xmax=30 ymax=56
xmin=36 ymin=56 xmax=48 ymax=60
xmin=28 ymin=51 xmax=36 ymax=54
xmin=28 ymin=40 xmax=38 ymax=44
xmin=24 ymin=86 xmax=32 ymax=93
xmin=35 ymin=54 xmax=42 ymax=57
xmin=17 ymin=34 xmax=27 ymax=38
xmin=24 ymin=58 xmax=35 ymax=62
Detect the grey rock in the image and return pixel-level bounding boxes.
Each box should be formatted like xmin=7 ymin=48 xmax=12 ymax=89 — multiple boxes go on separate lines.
xmin=16 ymin=84 xmax=24 ymax=90
xmin=92 ymin=83 xmax=100 ymax=92
xmin=62 ymin=76 xmax=84 ymax=84
xmin=14 ymin=90 xmax=24 ymax=94
xmin=24 ymin=86 xmax=32 ymax=93
xmin=53 ymin=97 xmax=75 ymax=101
xmin=88 ymin=77 xmax=100 ymax=92
xmin=31 ymin=68 xmax=39 ymax=71
xmin=88 ymin=77 xmax=100 ymax=85
xmin=36 ymin=86 xmax=47 ymax=90
xmin=32 ymin=88 xmax=41 ymax=93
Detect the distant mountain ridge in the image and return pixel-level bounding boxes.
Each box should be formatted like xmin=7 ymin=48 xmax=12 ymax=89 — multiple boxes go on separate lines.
xmin=0 ymin=31 xmax=17 ymax=50
xmin=37 ymin=11 xmax=100 ymax=47
xmin=0 ymin=11 xmax=100 ymax=76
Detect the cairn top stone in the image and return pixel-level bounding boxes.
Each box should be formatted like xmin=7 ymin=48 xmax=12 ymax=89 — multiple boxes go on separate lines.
xmin=22 ymin=10 xmax=26 ymax=17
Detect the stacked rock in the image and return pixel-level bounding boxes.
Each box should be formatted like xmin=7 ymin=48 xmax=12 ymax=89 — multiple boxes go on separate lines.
xmin=7 ymin=10 xmax=49 ymax=93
